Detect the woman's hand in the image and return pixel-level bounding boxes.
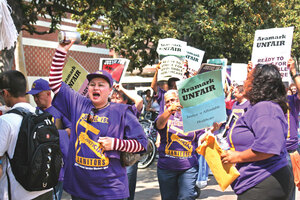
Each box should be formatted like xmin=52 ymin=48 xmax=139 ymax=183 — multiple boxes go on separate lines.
xmin=58 ymin=40 xmax=75 ymax=52
xmin=247 ymin=61 xmax=253 ymax=74
xmin=288 ymin=57 xmax=296 ymax=75
xmin=210 ymin=122 xmax=222 ymax=133
xmin=98 ymin=137 xmax=114 ymax=151
xmin=113 ymin=83 xmax=124 ymax=92
xmin=221 ymin=150 xmax=240 ymax=164
xmin=167 ymin=102 xmax=183 ymax=115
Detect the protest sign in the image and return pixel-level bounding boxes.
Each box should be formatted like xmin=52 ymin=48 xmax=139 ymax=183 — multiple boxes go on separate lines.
xmin=231 ymin=63 xmax=247 ymax=86
xmin=207 ymin=58 xmax=228 ymax=85
xmin=157 ymin=38 xmax=187 ymax=81
xmin=63 ymin=57 xmax=89 ymax=97
xmin=99 ymin=58 xmax=130 ymax=83
xmin=198 ymin=63 xmax=222 ymax=74
xmin=251 ymin=27 xmax=294 ymax=82
xmin=177 ymin=70 xmax=226 ymax=132
xmin=185 ymin=46 xmax=205 ymax=76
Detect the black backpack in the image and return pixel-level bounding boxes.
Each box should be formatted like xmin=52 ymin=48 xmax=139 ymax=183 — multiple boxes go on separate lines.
xmin=6 ymin=107 xmax=62 ymax=191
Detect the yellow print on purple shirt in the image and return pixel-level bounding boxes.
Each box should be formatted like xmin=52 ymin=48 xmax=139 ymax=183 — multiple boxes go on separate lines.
xmin=75 ymin=113 xmax=109 ymax=167
xmin=229 ymin=109 xmax=246 ymax=151
xmin=165 ymin=120 xmax=194 ymax=158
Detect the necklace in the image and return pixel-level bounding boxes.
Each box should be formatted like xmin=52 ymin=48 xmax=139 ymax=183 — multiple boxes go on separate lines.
xmin=94 ymin=102 xmax=110 ymax=111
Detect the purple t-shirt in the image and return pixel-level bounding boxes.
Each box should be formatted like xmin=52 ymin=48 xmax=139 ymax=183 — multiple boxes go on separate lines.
xmin=226 ymin=100 xmax=250 ymax=136
xmin=286 ymin=94 xmax=300 ymax=151
xmin=156 ymin=87 xmax=166 ymax=115
xmin=229 ymin=101 xmax=288 ymax=194
xmin=42 ymin=106 xmax=71 ymax=181
xmin=52 ymin=83 xmax=148 ymax=200
xmin=155 ymin=111 xmax=203 ymax=170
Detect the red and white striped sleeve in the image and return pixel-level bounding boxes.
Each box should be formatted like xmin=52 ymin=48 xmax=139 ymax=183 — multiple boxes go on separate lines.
xmin=49 ymin=48 xmax=67 ymax=94
xmin=112 ymin=138 xmax=145 ymax=153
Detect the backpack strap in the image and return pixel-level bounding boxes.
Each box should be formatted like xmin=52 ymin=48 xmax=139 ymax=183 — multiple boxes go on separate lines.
xmin=5 ymin=152 xmax=11 ymax=200
xmin=5 ymin=107 xmax=28 ymax=199
xmin=6 ymin=107 xmax=29 ymax=117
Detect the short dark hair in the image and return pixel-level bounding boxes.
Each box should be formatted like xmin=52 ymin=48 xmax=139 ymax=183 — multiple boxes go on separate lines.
xmin=112 ymin=89 xmax=131 ymax=104
xmin=236 ymin=85 xmax=244 ymax=93
xmin=0 ymin=70 xmax=27 ymax=97
xmin=167 ymin=77 xmax=180 ymax=88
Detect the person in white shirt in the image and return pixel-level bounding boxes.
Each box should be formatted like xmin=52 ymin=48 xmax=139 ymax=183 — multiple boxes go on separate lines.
xmin=0 ymin=70 xmax=52 ymax=200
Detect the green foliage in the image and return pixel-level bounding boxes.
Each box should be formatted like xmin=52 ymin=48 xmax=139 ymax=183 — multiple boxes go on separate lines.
xmin=11 ymin=0 xmax=300 ymax=72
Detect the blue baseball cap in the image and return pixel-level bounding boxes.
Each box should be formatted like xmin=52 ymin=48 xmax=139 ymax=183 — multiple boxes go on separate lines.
xmin=27 ymin=79 xmax=51 ymax=95
xmin=86 ymin=70 xmax=113 ymax=87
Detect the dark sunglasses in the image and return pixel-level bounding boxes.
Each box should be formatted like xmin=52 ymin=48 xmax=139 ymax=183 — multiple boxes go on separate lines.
xmin=87 ymin=108 xmax=98 ymax=123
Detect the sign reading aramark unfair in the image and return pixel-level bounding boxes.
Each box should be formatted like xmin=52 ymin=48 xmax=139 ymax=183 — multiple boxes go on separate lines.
xmin=185 ymin=46 xmax=205 ymax=76
xmin=99 ymin=58 xmax=130 ymax=83
xmin=156 ymin=38 xmax=187 ymax=81
xmin=251 ymin=26 xmax=294 ymax=82
xmin=177 ymin=70 xmax=227 ymax=132
xmin=62 ymin=57 xmax=89 ymax=97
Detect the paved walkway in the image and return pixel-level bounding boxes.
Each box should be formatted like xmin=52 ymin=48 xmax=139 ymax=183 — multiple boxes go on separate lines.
xmin=62 ymin=159 xmax=299 ymax=200
xmin=134 ymin=159 xmax=236 ymax=200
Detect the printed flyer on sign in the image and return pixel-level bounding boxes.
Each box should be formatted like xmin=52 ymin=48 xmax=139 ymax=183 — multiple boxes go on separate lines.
xmin=177 ymin=70 xmax=226 ymax=132
xmin=231 ymin=63 xmax=247 ymax=86
xmin=185 ymin=46 xmax=205 ymax=76
xmin=251 ymin=27 xmax=294 ymax=82
xmin=197 ymin=63 xmax=222 ymax=74
xmin=62 ymin=57 xmax=89 ymax=97
xmin=156 ymin=38 xmax=187 ymax=81
xmin=99 ymin=58 xmax=130 ymax=83
xmin=207 ymin=58 xmax=228 ymax=84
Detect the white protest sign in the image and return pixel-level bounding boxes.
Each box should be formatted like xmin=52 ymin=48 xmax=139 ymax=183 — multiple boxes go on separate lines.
xmin=157 ymin=38 xmax=187 ymax=81
xmin=231 ymin=63 xmax=247 ymax=86
xmin=185 ymin=46 xmax=205 ymax=76
xmin=159 ymin=56 xmax=185 ymax=80
xmin=157 ymin=38 xmax=187 ymax=57
xmin=251 ymin=27 xmax=294 ymax=82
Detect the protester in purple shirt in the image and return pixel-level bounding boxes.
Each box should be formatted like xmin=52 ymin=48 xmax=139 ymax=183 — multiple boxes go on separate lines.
xmin=49 ymin=41 xmax=147 ymax=200
xmin=286 ymin=58 xmax=300 ymax=152
xmin=155 ymin=89 xmax=204 ymax=200
xmin=221 ymin=64 xmax=294 ymax=200
xmin=285 ymin=57 xmax=300 ymax=200
xmin=225 ymin=85 xmax=250 ymax=137
xmin=26 ymin=78 xmax=71 ymax=200
xmin=110 ymin=83 xmax=143 ymax=200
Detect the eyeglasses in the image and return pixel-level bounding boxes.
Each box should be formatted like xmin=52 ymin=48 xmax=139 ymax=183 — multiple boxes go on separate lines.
xmin=87 ymin=108 xmax=98 ymax=123
xmin=0 ymin=88 xmax=10 ymax=96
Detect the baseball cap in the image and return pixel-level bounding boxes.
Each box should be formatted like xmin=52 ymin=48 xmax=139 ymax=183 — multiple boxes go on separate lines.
xmin=27 ymin=79 xmax=51 ymax=95
xmin=86 ymin=70 xmax=113 ymax=87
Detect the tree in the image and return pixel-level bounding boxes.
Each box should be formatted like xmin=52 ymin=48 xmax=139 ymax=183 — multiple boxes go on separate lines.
xmin=74 ymin=0 xmax=299 ymax=71
xmin=1 ymin=0 xmax=116 ymax=71
xmin=2 ymin=0 xmax=299 ymax=73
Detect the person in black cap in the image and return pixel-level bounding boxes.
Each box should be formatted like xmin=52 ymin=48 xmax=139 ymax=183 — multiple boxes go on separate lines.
xmin=48 ymin=41 xmax=147 ymax=200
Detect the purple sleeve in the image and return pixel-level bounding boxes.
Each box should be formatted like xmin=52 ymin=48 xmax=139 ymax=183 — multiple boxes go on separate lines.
xmin=52 ymin=82 xmax=90 ymax=121
xmin=124 ymin=108 xmax=148 ymax=150
xmin=250 ymin=105 xmax=286 ymax=155
xmin=61 ymin=115 xmax=72 ymax=129
xmin=156 ymin=87 xmax=166 ymax=114
xmin=291 ymin=93 xmax=300 ymax=111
